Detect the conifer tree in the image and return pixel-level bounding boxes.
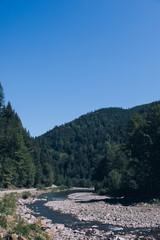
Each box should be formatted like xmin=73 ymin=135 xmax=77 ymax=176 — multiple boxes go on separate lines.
xmin=0 ymin=82 xmax=4 ymax=111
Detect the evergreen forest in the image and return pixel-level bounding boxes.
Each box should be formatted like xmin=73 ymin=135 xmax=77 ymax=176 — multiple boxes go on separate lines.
xmin=0 ymin=83 xmax=54 ymax=188
xmin=1 ymin=82 xmax=160 ymax=200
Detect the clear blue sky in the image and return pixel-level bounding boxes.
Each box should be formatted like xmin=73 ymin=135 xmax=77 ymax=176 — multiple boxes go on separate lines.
xmin=1 ymin=0 xmax=160 ymax=137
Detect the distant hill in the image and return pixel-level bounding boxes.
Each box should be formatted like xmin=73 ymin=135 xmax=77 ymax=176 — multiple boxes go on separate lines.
xmin=36 ymin=101 xmax=159 ymax=187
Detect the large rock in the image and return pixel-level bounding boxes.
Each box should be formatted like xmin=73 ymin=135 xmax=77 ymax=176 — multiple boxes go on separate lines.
xmin=11 ymin=234 xmax=18 ymax=240
xmin=0 ymin=233 xmax=4 ymax=238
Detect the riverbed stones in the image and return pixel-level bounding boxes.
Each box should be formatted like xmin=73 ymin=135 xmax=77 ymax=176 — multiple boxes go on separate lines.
xmin=45 ymin=196 xmax=160 ymax=229
xmin=17 ymin=236 xmax=27 ymax=240
xmin=16 ymin=190 xmax=160 ymax=240
xmin=0 ymin=233 xmax=4 ymax=239
xmin=11 ymin=234 xmax=18 ymax=240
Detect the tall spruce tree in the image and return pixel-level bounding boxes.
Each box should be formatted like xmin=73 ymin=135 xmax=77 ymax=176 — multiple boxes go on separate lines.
xmin=0 ymin=83 xmax=4 ymax=111
xmin=0 ymin=83 xmax=54 ymax=188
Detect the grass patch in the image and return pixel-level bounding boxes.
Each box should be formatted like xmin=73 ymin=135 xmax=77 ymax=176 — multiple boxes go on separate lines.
xmin=11 ymin=218 xmax=48 ymax=239
xmin=0 ymin=193 xmax=51 ymax=239
xmin=0 ymin=193 xmax=17 ymax=215
xmin=14 ymin=219 xmax=30 ymax=236
xmin=0 ymin=215 xmax=8 ymax=228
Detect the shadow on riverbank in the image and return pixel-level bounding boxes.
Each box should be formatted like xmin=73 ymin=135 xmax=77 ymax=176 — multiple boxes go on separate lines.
xmin=76 ymin=195 xmax=158 ymax=206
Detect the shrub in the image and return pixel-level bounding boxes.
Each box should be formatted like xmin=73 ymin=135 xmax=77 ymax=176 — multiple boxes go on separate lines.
xmin=22 ymin=191 xmax=31 ymax=199
xmin=0 ymin=193 xmax=16 ymax=215
xmin=58 ymin=185 xmax=68 ymax=190
xmin=34 ymin=236 xmax=45 ymax=240
xmin=0 ymin=215 xmax=7 ymax=228
xmin=36 ymin=184 xmax=46 ymax=190
xmin=97 ymin=188 xmax=107 ymax=195
xmin=29 ymin=223 xmax=37 ymax=231
xmin=14 ymin=219 xmax=30 ymax=236
xmin=52 ymin=185 xmax=68 ymax=192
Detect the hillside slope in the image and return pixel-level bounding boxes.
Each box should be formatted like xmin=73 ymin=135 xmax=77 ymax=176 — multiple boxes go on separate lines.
xmin=36 ymin=101 xmax=158 ymax=187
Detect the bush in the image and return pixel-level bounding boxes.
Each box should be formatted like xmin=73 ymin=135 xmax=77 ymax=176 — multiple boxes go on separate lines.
xmin=97 ymin=188 xmax=107 ymax=195
xmin=0 ymin=194 xmax=50 ymax=239
xmin=0 ymin=215 xmax=7 ymax=228
xmin=29 ymin=223 xmax=37 ymax=231
xmin=52 ymin=185 xmax=68 ymax=192
xmin=34 ymin=236 xmax=45 ymax=240
xmin=36 ymin=184 xmax=46 ymax=190
xmin=22 ymin=191 xmax=31 ymax=199
xmin=14 ymin=219 xmax=30 ymax=236
xmin=58 ymin=185 xmax=68 ymax=190
xmin=13 ymin=219 xmax=46 ymax=238
xmin=0 ymin=193 xmax=17 ymax=215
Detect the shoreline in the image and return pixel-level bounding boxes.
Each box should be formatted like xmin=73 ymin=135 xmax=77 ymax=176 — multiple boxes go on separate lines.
xmin=45 ymin=192 xmax=160 ymax=229
xmin=0 ymin=186 xmax=93 ymax=198
xmin=2 ymin=187 xmax=160 ymax=239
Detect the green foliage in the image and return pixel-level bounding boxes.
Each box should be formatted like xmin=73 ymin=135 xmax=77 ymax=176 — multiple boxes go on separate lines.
xmin=13 ymin=219 xmax=45 ymax=238
xmin=37 ymin=103 xmax=154 ymax=187
xmin=125 ymin=104 xmax=160 ymax=198
xmin=0 ymin=215 xmax=7 ymax=228
xmin=34 ymin=236 xmax=45 ymax=240
xmin=10 ymin=218 xmax=46 ymax=238
xmin=93 ymin=104 xmax=160 ymax=199
xmin=151 ymin=199 xmax=160 ymax=204
xmin=0 ymin=82 xmax=4 ymax=110
xmin=1 ymin=82 xmax=160 ymax=200
xmin=97 ymin=188 xmax=107 ymax=195
xmin=0 ymin=193 xmax=50 ymax=239
xmin=14 ymin=219 xmax=30 ymax=236
xmin=56 ymin=185 xmax=68 ymax=191
xmin=0 ymin=83 xmax=54 ymax=189
xmin=22 ymin=191 xmax=31 ymax=199
xmin=93 ymin=144 xmax=129 ymax=197
xmin=0 ymin=193 xmax=17 ymax=215
xmin=36 ymin=184 xmax=46 ymax=190
xmin=28 ymin=223 xmax=37 ymax=231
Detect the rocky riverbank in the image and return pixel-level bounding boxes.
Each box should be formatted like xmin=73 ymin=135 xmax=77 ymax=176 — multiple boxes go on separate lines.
xmin=0 ymin=192 xmax=55 ymax=239
xmin=8 ymin=189 xmax=160 ymax=240
xmin=44 ymin=192 xmax=160 ymax=239
xmin=45 ymin=192 xmax=160 ymax=228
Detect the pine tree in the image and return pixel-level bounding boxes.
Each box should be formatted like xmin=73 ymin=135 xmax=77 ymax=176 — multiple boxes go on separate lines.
xmin=0 ymin=82 xmax=4 ymax=111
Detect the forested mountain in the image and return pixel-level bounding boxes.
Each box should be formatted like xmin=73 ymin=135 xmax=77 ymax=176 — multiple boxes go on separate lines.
xmin=1 ymin=81 xmax=160 ymax=199
xmin=0 ymin=83 xmax=53 ymax=188
xmin=94 ymin=104 xmax=160 ymax=199
xmin=36 ymin=101 xmax=158 ymax=189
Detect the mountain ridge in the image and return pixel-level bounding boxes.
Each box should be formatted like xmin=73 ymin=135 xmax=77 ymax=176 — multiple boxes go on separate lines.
xmin=36 ymin=100 xmax=160 ymax=187
xmin=38 ymin=101 xmax=159 ymax=138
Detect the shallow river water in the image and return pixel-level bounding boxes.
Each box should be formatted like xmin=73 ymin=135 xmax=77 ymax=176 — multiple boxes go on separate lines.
xmin=27 ymin=190 xmax=160 ymax=238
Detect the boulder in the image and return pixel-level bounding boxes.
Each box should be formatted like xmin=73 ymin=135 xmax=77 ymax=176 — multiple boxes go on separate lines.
xmin=11 ymin=234 xmax=18 ymax=240
xmin=0 ymin=233 xmax=4 ymax=238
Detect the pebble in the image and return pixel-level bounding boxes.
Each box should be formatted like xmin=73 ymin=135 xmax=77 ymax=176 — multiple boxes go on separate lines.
xmin=16 ymin=191 xmax=160 ymax=240
xmin=45 ymin=192 xmax=160 ymax=229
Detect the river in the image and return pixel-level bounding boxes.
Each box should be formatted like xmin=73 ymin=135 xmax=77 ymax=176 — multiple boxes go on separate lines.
xmin=27 ymin=189 xmax=160 ymax=239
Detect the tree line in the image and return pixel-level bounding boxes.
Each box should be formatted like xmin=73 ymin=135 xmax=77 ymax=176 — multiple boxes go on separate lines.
xmin=1 ymin=82 xmax=160 ymax=200
xmin=94 ymin=104 xmax=160 ymax=199
xmin=37 ymin=99 xmax=159 ymax=199
xmin=0 ymin=83 xmax=53 ymax=188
